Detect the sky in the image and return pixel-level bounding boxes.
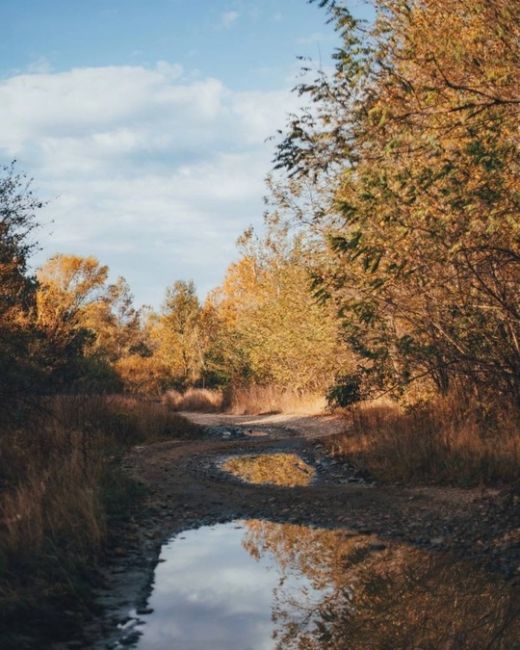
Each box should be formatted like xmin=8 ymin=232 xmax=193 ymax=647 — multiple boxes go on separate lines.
xmin=1 ymin=0 xmax=371 ymax=307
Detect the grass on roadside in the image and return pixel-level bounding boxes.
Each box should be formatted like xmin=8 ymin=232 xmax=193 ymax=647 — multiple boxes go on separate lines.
xmin=161 ymin=385 xmax=326 ymax=416
xmin=163 ymin=388 xmax=223 ymax=412
xmin=0 ymin=394 xmax=203 ymax=645
xmin=223 ymin=385 xmax=326 ymax=416
xmin=329 ymin=396 xmax=520 ymax=487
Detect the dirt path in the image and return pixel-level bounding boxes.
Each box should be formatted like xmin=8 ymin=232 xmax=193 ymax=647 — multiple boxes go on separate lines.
xmin=138 ymin=411 xmax=517 ymax=550
xmin=178 ymin=410 xmax=348 ymax=438
xmin=66 ymin=411 xmax=518 ymax=649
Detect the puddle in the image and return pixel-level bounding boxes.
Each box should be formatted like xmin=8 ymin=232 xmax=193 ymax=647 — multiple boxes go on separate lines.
xmin=108 ymin=520 xmax=519 ymax=650
xmin=111 ymin=521 xmax=324 ymax=649
xmin=221 ymin=453 xmax=315 ymax=487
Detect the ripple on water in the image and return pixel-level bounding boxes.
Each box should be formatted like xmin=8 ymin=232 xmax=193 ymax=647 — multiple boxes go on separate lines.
xmin=109 ymin=520 xmax=519 ymax=650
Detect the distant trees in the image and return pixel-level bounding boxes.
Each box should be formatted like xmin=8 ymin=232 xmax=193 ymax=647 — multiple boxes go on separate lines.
xmin=36 ymin=254 xmax=146 ymax=391
xmin=204 ymin=223 xmax=349 ymax=393
xmin=2 ymin=0 xmax=517 ymax=412
xmin=151 ymin=280 xmax=206 ymax=389
xmin=115 ymin=221 xmax=349 ymax=398
xmin=0 ymin=160 xmax=159 ymax=404
xmin=116 ymin=280 xmax=213 ymax=395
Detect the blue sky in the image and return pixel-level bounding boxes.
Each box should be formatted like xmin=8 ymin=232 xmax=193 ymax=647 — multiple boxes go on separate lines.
xmin=1 ymin=0 xmax=371 ymax=307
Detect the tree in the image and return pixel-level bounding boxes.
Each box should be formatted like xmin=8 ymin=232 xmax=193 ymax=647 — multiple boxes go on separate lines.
xmin=152 ymin=280 xmax=204 ymax=388
xmin=206 ymin=222 xmax=349 ymax=392
xmin=0 ymin=163 xmax=42 ymax=406
xmin=36 ymin=254 xmax=144 ymax=391
xmin=37 ymin=255 xmax=109 ymax=331
xmin=274 ymin=0 xmax=520 ymax=404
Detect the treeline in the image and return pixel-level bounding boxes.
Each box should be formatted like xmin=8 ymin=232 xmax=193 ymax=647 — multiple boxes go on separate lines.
xmin=2 ymin=0 xmax=520 ymax=416
xmin=0 ymin=170 xmax=346 ymax=409
xmin=0 ymin=163 xmax=349 ymax=408
xmin=2 ymin=0 xmax=519 ymax=416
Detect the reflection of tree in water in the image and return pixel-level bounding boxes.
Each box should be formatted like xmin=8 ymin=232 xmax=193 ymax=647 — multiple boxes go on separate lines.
xmin=242 ymin=520 xmax=519 ymax=650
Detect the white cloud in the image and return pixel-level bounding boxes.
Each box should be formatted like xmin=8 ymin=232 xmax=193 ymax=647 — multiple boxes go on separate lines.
xmin=218 ymin=10 xmax=239 ymax=30
xmin=0 ymin=63 xmax=297 ymax=305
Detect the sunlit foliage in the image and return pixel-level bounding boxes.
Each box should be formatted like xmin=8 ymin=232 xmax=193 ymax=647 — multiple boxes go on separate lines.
xmin=274 ymin=0 xmax=520 ymax=405
xmin=206 ymin=222 xmax=349 ymax=393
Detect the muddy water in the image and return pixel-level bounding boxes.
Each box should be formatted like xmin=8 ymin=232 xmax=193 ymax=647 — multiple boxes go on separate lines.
xmin=108 ymin=520 xmax=518 ymax=650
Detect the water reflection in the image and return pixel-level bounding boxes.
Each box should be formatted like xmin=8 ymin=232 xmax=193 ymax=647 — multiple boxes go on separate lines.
xmin=244 ymin=521 xmax=520 ymax=650
xmin=221 ymin=453 xmax=315 ymax=487
xmin=124 ymin=522 xmax=321 ymax=650
xmin=122 ymin=521 xmax=519 ymax=650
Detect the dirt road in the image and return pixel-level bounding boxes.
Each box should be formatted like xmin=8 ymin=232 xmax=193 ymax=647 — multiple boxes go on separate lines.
xmin=179 ymin=410 xmax=348 ymax=437
xmin=69 ymin=411 xmax=518 ymax=649
xmin=121 ymin=410 xmax=518 ymax=576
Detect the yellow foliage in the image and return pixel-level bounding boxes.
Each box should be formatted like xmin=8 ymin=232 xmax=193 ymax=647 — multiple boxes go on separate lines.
xmin=207 ymin=228 xmax=351 ymax=392
xmin=115 ymin=354 xmax=170 ymax=396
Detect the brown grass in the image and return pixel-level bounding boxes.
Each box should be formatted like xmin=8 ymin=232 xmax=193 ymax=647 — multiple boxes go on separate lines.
xmin=0 ymin=395 xmax=203 ymax=637
xmin=162 ymin=388 xmax=223 ymax=412
xmin=161 ymin=388 xmax=184 ymax=410
xmin=162 ymin=385 xmax=326 ymax=415
xmin=53 ymin=394 xmax=203 ymax=444
xmin=224 ymin=385 xmax=327 ymax=415
xmin=179 ymin=388 xmax=223 ymax=412
xmin=329 ymin=396 xmax=520 ymax=486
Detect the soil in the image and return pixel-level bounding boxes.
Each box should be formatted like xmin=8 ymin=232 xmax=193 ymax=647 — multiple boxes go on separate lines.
xmin=52 ymin=411 xmax=519 ymax=649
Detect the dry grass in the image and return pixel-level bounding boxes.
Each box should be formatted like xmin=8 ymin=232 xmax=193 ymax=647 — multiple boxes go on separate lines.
xmin=0 ymin=394 xmax=203 ymax=637
xmin=179 ymin=388 xmax=223 ymax=412
xmin=162 ymin=388 xmax=223 ymax=412
xmin=53 ymin=394 xmax=203 ymax=444
xmin=162 ymin=388 xmax=183 ymax=409
xmin=162 ymin=385 xmax=326 ymax=416
xmin=329 ymin=396 xmax=520 ymax=486
xmin=224 ymin=385 xmax=327 ymax=415
xmin=222 ymin=453 xmax=315 ymax=487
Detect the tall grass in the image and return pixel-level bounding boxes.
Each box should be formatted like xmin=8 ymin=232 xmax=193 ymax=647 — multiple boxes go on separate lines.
xmin=163 ymin=388 xmax=223 ymax=412
xmin=162 ymin=385 xmax=326 ymax=415
xmin=329 ymin=396 xmax=520 ymax=486
xmin=0 ymin=395 xmax=202 ymax=641
xmin=223 ymin=385 xmax=327 ymax=415
xmin=53 ymin=394 xmax=202 ymax=444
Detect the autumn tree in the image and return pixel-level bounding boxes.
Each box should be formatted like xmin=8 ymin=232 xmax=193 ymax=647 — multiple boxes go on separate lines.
xmin=36 ymin=254 xmax=145 ymax=390
xmin=207 ymin=222 xmax=349 ymax=393
xmin=274 ymin=0 xmax=520 ymax=404
xmin=150 ymin=280 xmax=205 ymax=389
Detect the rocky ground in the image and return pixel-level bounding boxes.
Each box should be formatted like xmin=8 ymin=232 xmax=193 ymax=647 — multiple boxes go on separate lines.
xmin=51 ymin=411 xmax=518 ymax=649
